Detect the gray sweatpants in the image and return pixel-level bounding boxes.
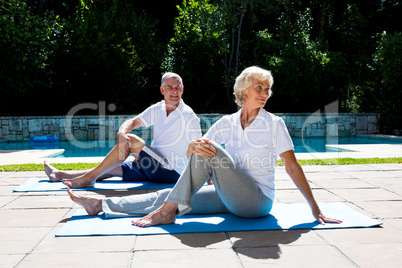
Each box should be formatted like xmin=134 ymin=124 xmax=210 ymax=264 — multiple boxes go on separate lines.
xmin=102 ymin=141 xmax=273 ymax=219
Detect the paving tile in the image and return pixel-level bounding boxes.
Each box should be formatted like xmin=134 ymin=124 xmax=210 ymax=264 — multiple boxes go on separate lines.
xmin=33 ymin=227 xmax=135 ymax=254
xmin=0 ymin=227 xmax=50 ymax=254
xmin=229 ymin=230 xmax=327 ymax=248
xmin=0 ymin=185 xmax=21 ymax=195
xmin=329 ymin=188 xmax=400 ymax=202
xmin=275 ymin=172 xmax=290 ymax=181
xmin=383 ymin=219 xmax=402 ymax=230
xmin=358 ymin=177 xmax=402 ymax=189
xmin=353 ymin=200 xmax=402 ymax=218
xmin=236 ymin=245 xmax=354 ymax=268
xmin=4 ymin=195 xmax=73 ymax=209
xmin=342 ymin=201 xmax=377 ymax=218
xmin=315 ymin=223 xmax=402 ymax=245
xmin=301 ymin=165 xmax=336 ymax=173
xmin=388 ymin=187 xmax=402 ymax=195
xmin=0 ymin=254 xmax=26 ymax=268
xmin=306 ymin=171 xmax=355 ymax=179
xmin=132 ymin=249 xmax=240 ymax=268
xmin=310 ymin=178 xmax=375 ymax=189
xmin=341 ymin=170 xmax=400 ymax=179
xmin=330 ymin=164 xmax=376 ymax=172
xmin=0 ymin=208 xmax=69 ymax=227
xmin=0 ymin=195 xmax=19 ymax=207
xmin=134 ymin=232 xmax=231 ymax=250
xmin=366 ymin=164 xmax=402 ymax=171
xmin=0 ymin=176 xmax=30 ymax=186
xmin=275 ymin=189 xmax=344 ymax=203
xmin=337 ymin=243 xmax=402 ymax=267
xmin=275 ymin=180 xmax=299 ymax=190
xmin=0 ymin=166 xmax=400 ymax=268
xmin=5 ymin=171 xmax=45 ymax=178
xmin=18 ymin=252 xmax=132 ymax=268
xmin=391 ymin=170 xmax=402 ymax=176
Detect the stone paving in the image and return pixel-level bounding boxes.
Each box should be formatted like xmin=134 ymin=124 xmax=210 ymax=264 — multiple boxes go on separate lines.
xmin=1 ymin=163 xmax=401 ymax=267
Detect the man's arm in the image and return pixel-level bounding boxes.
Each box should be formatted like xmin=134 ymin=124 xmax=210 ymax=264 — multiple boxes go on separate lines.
xmin=117 ymin=116 xmax=145 ymax=154
xmin=118 ymin=116 xmax=145 ymax=135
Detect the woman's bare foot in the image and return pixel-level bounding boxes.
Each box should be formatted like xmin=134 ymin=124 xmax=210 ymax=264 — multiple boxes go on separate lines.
xmin=67 ymin=188 xmax=102 ymax=216
xmin=132 ymin=202 xmax=178 ymax=227
xmin=63 ymin=175 xmax=95 ymax=188
xmin=44 ymin=161 xmax=62 ymax=182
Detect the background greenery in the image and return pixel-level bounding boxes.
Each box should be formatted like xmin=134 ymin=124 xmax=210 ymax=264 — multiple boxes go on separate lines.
xmin=1 ymin=0 xmax=401 ymax=132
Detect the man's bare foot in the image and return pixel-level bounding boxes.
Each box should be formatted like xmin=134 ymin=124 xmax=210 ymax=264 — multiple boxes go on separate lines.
xmin=63 ymin=175 xmax=95 ymax=188
xmin=44 ymin=161 xmax=62 ymax=182
xmin=132 ymin=202 xmax=178 ymax=227
xmin=67 ymin=188 xmax=102 ymax=216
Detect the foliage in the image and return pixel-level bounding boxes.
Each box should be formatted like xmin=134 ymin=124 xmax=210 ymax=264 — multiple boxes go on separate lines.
xmin=0 ymin=0 xmax=60 ymax=114
xmin=164 ymin=0 xmax=227 ymax=112
xmin=0 ymin=0 xmax=165 ymax=115
xmin=254 ymin=7 xmax=336 ymax=112
xmin=372 ymin=32 xmax=402 ymax=133
xmin=52 ymin=1 xmax=165 ymax=114
xmin=0 ymin=0 xmax=401 ymax=134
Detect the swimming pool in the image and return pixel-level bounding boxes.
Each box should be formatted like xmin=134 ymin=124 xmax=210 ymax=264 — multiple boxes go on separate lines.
xmin=0 ymin=136 xmax=401 ymax=158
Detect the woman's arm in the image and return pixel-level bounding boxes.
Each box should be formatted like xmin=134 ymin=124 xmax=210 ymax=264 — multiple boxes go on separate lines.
xmin=186 ymin=138 xmax=216 ymax=159
xmin=186 ymin=138 xmax=216 ymax=185
xmin=279 ymin=150 xmax=342 ymax=224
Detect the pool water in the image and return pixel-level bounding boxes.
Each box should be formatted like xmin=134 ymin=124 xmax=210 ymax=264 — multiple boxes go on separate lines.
xmin=0 ymin=137 xmax=400 ymax=158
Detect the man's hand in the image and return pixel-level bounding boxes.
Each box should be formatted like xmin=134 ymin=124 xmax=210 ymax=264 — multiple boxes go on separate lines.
xmin=190 ymin=138 xmax=216 ymax=158
xmin=117 ymin=132 xmax=132 ymax=154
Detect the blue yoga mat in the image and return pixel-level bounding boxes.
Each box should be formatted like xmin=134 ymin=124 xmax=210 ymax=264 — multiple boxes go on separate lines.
xmin=13 ymin=177 xmax=175 ymax=192
xmin=56 ymin=202 xmax=382 ymax=237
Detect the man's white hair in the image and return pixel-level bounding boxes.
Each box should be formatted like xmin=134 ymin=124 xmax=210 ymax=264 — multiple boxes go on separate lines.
xmin=161 ymin=72 xmax=183 ymax=87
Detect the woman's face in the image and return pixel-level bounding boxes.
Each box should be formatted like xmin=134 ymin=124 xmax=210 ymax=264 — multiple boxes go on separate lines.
xmin=243 ymin=77 xmax=270 ymax=108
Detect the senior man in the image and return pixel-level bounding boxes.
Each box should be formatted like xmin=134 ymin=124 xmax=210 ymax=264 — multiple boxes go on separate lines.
xmin=45 ymin=72 xmax=202 ymax=188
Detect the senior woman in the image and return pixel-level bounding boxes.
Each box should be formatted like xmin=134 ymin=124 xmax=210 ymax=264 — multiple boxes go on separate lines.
xmin=67 ymin=66 xmax=341 ymax=227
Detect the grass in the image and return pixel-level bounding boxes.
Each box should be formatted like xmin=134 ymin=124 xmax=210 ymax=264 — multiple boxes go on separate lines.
xmin=0 ymin=163 xmax=100 ymax=172
xmin=277 ymin=157 xmax=402 ymax=166
xmin=0 ymin=157 xmax=401 ymax=172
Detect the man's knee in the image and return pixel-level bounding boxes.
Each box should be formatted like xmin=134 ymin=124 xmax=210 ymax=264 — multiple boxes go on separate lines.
xmin=127 ymin=134 xmax=145 ymax=150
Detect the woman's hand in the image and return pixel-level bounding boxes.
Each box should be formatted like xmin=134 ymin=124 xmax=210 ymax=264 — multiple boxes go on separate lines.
xmin=117 ymin=132 xmax=132 ymax=154
xmin=190 ymin=138 xmax=216 ymax=158
xmin=312 ymin=205 xmax=343 ymax=225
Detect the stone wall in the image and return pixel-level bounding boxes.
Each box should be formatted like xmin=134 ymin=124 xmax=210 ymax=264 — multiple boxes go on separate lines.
xmin=0 ymin=113 xmax=379 ymax=142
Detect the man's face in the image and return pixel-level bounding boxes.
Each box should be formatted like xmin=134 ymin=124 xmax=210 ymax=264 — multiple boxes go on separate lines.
xmin=160 ymin=77 xmax=183 ymax=107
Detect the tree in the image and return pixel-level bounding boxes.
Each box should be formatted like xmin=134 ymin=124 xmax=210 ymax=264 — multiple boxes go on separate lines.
xmin=0 ymin=0 xmax=60 ymax=114
xmin=251 ymin=3 xmax=337 ymax=112
xmin=163 ymin=0 xmax=227 ymax=111
xmin=372 ymin=32 xmax=402 ymax=133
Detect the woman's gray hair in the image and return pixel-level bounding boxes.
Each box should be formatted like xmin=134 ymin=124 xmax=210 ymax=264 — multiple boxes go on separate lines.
xmin=161 ymin=72 xmax=183 ymax=87
xmin=233 ymin=66 xmax=274 ymax=107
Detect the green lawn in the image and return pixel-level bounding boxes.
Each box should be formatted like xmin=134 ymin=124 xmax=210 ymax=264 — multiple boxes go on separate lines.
xmin=0 ymin=157 xmax=401 ymax=172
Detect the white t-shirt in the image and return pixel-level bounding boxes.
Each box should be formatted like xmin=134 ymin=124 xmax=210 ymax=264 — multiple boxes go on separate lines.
xmin=203 ymin=108 xmax=294 ymax=200
xmin=138 ymin=100 xmax=202 ymax=174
